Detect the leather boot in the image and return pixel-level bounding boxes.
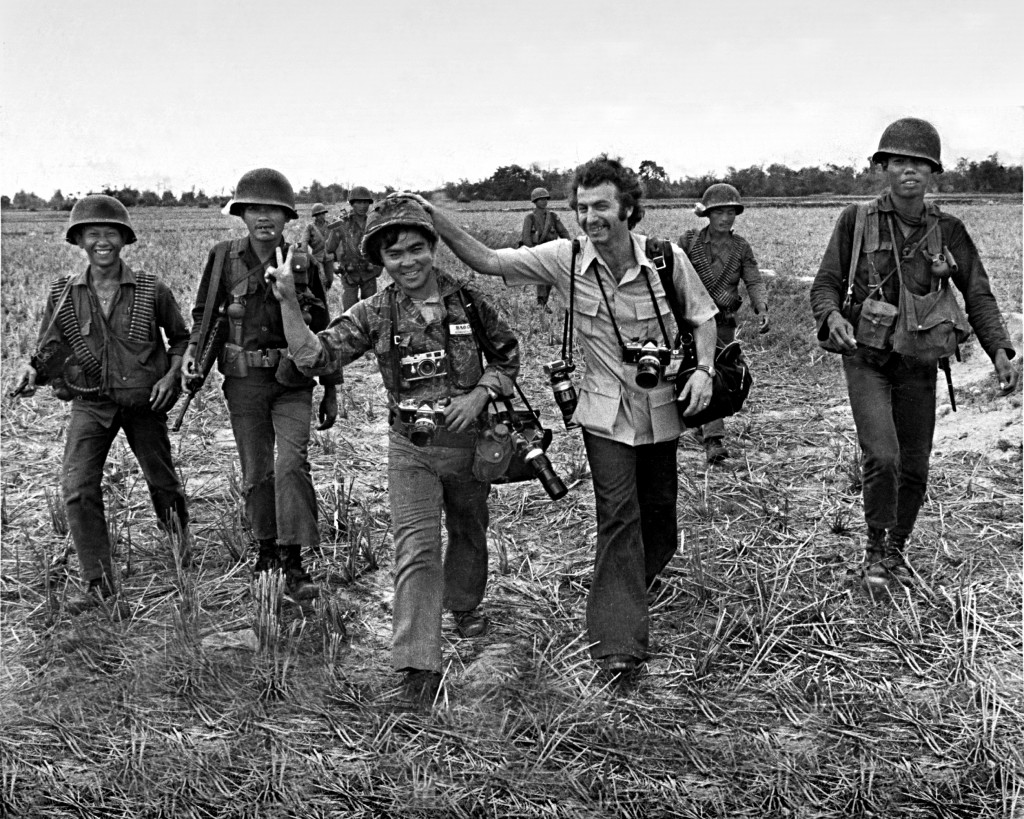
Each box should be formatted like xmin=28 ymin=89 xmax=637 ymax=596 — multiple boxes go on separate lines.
xmin=280 ymin=544 xmax=319 ymax=601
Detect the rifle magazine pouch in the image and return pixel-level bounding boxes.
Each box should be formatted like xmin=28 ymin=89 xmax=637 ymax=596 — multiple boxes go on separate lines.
xmin=892 ymin=285 xmax=970 ymax=365
xmin=854 ymin=297 xmax=899 ymax=350
xmin=219 ymin=343 xmax=249 ymax=378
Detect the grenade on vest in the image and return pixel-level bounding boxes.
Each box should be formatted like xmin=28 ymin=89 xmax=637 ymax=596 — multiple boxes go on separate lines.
xmin=543 ymin=358 xmax=579 ymax=430
xmin=931 ymin=246 xmax=958 ymax=280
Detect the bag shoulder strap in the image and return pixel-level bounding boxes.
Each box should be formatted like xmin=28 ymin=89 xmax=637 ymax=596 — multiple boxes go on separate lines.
xmin=843 ymin=202 xmax=868 ymax=306
xmin=387 ymin=286 xmax=403 ymax=396
xmin=646 ymin=237 xmax=685 ymax=339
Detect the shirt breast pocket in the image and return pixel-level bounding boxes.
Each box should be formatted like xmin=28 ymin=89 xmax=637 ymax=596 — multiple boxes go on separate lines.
xmin=575 ymin=295 xmax=602 ymax=336
xmin=633 ymin=297 xmax=671 ymax=343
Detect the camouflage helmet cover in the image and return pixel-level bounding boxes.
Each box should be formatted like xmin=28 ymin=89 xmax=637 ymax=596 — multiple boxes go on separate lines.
xmin=226 ymin=168 xmax=298 ymax=219
xmin=65 ymin=194 xmax=137 ymax=245
xmin=871 ymin=117 xmax=943 ymax=173
xmin=360 ymin=196 xmax=438 ymax=266
xmin=311 ymin=203 xmax=329 ymax=216
xmin=348 ymin=185 xmax=373 ymax=203
xmin=530 ymin=187 xmax=551 ymax=202
xmin=695 ymin=183 xmax=744 ymax=217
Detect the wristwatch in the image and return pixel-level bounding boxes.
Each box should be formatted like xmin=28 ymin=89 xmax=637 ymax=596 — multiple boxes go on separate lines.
xmin=695 ymin=364 xmax=715 ymax=379
xmin=483 ymin=385 xmax=500 ymax=401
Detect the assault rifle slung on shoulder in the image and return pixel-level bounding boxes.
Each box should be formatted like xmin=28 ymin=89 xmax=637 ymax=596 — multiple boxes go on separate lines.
xmin=172 ymin=313 xmax=226 ymax=432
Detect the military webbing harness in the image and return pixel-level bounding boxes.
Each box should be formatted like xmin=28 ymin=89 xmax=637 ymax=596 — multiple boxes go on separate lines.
xmin=48 ymin=269 xmax=158 ymax=393
xmin=680 ymin=228 xmax=743 ymax=311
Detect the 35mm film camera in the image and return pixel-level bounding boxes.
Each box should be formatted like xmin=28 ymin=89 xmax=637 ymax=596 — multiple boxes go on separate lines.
xmin=400 ymin=350 xmax=448 ymax=385
xmin=621 ymin=339 xmax=685 ymax=389
xmin=542 ymin=358 xmax=579 ymax=430
xmin=396 ymin=399 xmax=448 ymax=447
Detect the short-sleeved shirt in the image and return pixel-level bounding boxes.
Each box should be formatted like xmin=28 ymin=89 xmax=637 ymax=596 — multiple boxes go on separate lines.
xmin=497 ymin=233 xmax=717 ymax=445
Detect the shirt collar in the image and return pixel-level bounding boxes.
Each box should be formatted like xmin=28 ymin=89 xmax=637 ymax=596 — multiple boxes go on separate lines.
xmin=878 ymin=191 xmax=941 ymax=217
xmin=70 ymin=260 xmax=136 ymax=287
xmin=579 ymin=232 xmax=650 ymax=284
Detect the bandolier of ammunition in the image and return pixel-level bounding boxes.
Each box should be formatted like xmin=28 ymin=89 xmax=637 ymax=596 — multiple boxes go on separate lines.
xmin=681 ymin=229 xmax=743 ymax=311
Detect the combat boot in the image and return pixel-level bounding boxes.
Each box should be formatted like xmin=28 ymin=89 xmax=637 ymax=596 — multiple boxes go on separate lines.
xmin=858 ymin=527 xmax=890 ymax=590
xmin=280 ymin=543 xmax=320 ymax=601
xmin=252 ymin=538 xmax=281 ymax=576
xmin=880 ymin=534 xmax=917 ymax=587
xmin=66 ymin=577 xmax=128 ymax=620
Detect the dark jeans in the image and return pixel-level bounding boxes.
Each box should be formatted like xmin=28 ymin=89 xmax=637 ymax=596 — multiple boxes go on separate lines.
xmin=583 ymin=430 xmax=678 ymax=660
xmin=699 ymin=315 xmax=736 ymax=441
xmin=62 ymin=399 xmax=188 ymax=584
xmin=388 ymin=432 xmax=490 ymax=672
xmin=842 ymin=348 xmax=937 ymax=539
xmin=222 ymin=372 xmax=319 ymax=548
xmin=342 ymin=276 xmax=379 ymax=311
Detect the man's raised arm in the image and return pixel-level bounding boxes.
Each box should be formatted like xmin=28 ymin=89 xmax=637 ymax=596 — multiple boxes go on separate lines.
xmin=405 ymin=194 xmax=503 ymax=277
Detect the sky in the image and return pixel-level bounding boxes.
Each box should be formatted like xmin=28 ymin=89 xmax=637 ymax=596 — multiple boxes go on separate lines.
xmin=1 ymin=0 xmax=1022 ymax=199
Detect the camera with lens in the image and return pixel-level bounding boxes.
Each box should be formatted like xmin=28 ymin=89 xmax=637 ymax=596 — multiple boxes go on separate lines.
xmin=543 ymin=358 xmax=579 ymax=429
xmin=396 ymin=400 xmax=447 ymax=447
xmin=509 ymin=427 xmax=568 ymax=500
xmin=622 ymin=340 xmax=673 ymax=389
xmin=400 ymin=349 xmax=448 ymax=384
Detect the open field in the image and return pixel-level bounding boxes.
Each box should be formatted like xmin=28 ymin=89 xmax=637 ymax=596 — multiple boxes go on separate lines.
xmin=1 ymin=202 xmax=1022 ymax=817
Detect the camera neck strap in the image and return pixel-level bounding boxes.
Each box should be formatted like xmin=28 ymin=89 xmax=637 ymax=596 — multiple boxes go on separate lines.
xmin=646 ymin=237 xmax=690 ymax=345
xmin=561 ymin=239 xmax=580 ymax=364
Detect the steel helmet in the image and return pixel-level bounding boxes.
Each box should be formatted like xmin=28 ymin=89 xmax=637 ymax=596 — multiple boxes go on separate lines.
xmin=360 ymin=196 xmax=438 ymax=266
xmin=65 ymin=194 xmax=137 ymax=245
xmin=530 ymin=187 xmax=551 ymax=202
xmin=694 ymin=183 xmax=744 ymax=217
xmin=871 ymin=117 xmax=943 ymax=173
xmin=311 ymin=203 xmax=328 ymax=217
xmin=226 ymin=168 xmax=298 ymax=219
xmin=348 ymin=185 xmax=373 ymax=203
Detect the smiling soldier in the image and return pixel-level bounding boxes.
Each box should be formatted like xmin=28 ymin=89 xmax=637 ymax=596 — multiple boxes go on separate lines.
xmin=13 ymin=195 xmax=192 ymax=615
xmin=811 ymin=117 xmax=1019 ymax=591
xmin=181 ymin=168 xmax=338 ymax=601
xmin=267 ymin=196 xmax=520 ymax=707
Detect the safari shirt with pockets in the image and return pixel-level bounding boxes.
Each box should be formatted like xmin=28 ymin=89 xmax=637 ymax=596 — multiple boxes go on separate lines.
xmin=37 ymin=261 xmax=189 ymax=415
xmin=810 ymin=192 xmax=1013 ymax=361
xmin=287 ymin=269 xmax=519 ymax=412
xmin=497 ymin=234 xmax=718 ymax=445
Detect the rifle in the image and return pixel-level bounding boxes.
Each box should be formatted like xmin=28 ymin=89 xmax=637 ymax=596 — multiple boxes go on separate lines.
xmin=172 ymin=315 xmax=226 ymax=431
xmin=939 ymin=352 xmax=958 ymax=412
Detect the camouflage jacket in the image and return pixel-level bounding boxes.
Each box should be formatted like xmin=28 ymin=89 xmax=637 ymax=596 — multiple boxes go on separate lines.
xmin=325 ymin=211 xmax=381 ymax=283
xmin=288 ymin=269 xmax=519 ymax=410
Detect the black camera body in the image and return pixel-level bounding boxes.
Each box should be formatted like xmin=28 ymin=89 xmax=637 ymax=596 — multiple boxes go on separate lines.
xmin=543 ymin=358 xmax=579 ymax=430
xmin=400 ymin=349 xmax=448 ymax=384
xmin=396 ymin=399 xmax=447 ymax=447
xmin=622 ymin=340 xmax=673 ymax=389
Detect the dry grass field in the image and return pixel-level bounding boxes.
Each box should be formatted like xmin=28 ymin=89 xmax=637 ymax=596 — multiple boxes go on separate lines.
xmin=1 ymin=201 xmax=1021 ymax=818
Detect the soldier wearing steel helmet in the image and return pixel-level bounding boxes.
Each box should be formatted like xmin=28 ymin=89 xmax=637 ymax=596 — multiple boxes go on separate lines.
xmin=13 ymin=195 xmax=192 ymax=616
xmin=325 ymin=185 xmax=383 ymax=310
xmin=181 ymin=168 xmax=338 ymax=601
xmin=520 ymin=187 xmax=571 ymax=310
xmin=811 ymin=117 xmax=1019 ymax=592
xmin=266 ymin=195 xmax=520 ymax=707
xmin=679 ymin=183 xmax=770 ymax=464
xmin=304 ymin=203 xmax=334 ymax=290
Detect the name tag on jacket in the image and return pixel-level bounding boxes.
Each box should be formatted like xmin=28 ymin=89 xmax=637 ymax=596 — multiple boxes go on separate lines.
xmin=450 ymin=323 xmax=472 ymax=336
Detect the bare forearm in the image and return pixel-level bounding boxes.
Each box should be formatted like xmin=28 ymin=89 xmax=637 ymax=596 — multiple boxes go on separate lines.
xmin=279 ymin=295 xmax=319 ymax=353
xmin=694 ymin=318 xmax=717 ymax=367
xmin=429 ymin=207 xmax=503 ymax=277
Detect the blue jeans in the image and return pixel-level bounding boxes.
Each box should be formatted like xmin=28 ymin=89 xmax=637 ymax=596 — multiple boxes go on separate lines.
xmin=583 ymin=430 xmax=678 ymax=660
xmin=62 ymin=399 xmax=188 ymax=584
xmin=842 ymin=348 xmax=937 ymax=539
xmin=388 ymin=432 xmax=490 ymax=672
xmin=222 ymin=371 xmax=319 ymax=547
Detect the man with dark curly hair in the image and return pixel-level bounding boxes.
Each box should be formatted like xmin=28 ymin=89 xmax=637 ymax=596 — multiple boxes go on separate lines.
xmin=407 ymin=156 xmax=719 ymax=675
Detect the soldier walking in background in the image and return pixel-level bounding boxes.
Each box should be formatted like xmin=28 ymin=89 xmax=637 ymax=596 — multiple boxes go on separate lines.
xmin=811 ymin=117 xmax=1019 ymax=591
xmin=679 ymin=184 xmax=769 ymax=464
xmin=326 ymin=186 xmax=382 ymax=310
xmin=304 ymin=203 xmax=334 ymax=290
xmin=181 ymin=168 xmax=339 ymax=601
xmin=13 ymin=195 xmax=192 ymax=615
xmin=520 ymin=187 xmax=571 ymax=311
xmin=267 ymin=197 xmax=519 ymax=707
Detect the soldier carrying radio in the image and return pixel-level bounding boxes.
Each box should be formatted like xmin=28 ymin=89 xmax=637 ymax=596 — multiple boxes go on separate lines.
xmin=266 ymin=196 xmax=520 ymax=708
xmin=13 ymin=195 xmax=192 ymax=616
xmin=811 ymin=117 xmax=1019 ymax=592
xmin=325 ymin=186 xmax=383 ymax=310
xmin=181 ymin=168 xmax=338 ymax=601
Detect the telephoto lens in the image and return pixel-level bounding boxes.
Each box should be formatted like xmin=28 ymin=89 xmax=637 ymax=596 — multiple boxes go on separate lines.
xmin=512 ymin=431 xmax=568 ymax=500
